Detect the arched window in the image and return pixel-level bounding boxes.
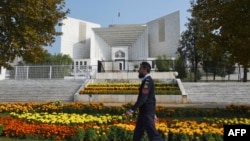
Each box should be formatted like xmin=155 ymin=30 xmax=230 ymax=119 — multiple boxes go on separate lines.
xmin=115 ymin=50 xmax=125 ymax=58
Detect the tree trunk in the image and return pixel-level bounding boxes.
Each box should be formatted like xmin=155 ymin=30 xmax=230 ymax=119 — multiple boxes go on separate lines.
xmin=243 ymin=67 xmax=248 ymax=82
xmin=194 ymin=62 xmax=198 ymax=82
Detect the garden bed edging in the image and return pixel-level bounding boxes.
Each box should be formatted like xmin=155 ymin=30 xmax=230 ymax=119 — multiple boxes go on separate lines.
xmin=74 ymin=78 xmax=188 ymax=104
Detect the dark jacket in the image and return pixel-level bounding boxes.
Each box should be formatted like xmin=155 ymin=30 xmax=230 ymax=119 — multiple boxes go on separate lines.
xmin=131 ymin=75 xmax=156 ymax=114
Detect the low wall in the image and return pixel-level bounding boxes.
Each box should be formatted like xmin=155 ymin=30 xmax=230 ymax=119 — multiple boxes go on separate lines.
xmin=95 ymin=72 xmax=176 ymax=80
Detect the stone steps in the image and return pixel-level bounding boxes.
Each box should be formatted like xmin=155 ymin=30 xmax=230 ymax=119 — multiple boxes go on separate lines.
xmin=182 ymin=82 xmax=250 ymax=104
xmin=0 ymin=79 xmax=85 ymax=102
xmin=1 ymin=80 xmax=249 ymax=105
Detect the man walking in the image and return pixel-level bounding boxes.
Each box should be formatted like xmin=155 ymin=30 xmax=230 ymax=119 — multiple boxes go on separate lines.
xmin=125 ymin=62 xmax=163 ymax=141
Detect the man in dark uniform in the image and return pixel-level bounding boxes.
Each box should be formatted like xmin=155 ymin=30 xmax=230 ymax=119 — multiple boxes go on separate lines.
xmin=125 ymin=62 xmax=163 ymax=141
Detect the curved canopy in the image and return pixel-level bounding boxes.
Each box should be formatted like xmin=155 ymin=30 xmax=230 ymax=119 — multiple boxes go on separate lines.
xmin=93 ymin=24 xmax=147 ymax=47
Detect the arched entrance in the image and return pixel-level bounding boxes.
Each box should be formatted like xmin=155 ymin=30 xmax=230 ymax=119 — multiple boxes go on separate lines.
xmin=114 ymin=50 xmax=125 ymax=71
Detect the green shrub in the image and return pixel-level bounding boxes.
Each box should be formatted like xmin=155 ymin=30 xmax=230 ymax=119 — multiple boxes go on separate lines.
xmin=76 ymin=128 xmax=85 ymax=141
xmin=0 ymin=124 xmax=4 ymax=135
xmin=84 ymin=127 xmax=98 ymax=141
xmin=106 ymin=126 xmax=133 ymax=141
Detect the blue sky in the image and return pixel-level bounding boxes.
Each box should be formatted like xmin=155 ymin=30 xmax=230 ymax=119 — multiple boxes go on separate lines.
xmin=46 ymin=0 xmax=192 ymax=54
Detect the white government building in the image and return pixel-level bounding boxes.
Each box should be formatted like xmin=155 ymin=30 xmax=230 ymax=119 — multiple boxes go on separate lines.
xmin=0 ymin=11 xmax=180 ymax=80
xmin=60 ymin=11 xmax=180 ymax=72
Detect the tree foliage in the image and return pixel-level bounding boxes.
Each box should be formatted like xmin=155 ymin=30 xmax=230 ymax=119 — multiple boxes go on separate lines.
xmin=174 ymin=56 xmax=187 ymax=79
xmin=0 ymin=0 xmax=69 ymax=68
xmin=19 ymin=50 xmax=73 ymax=65
xmin=178 ymin=0 xmax=249 ymax=81
xmin=155 ymin=54 xmax=171 ymax=72
xmin=191 ymin=0 xmax=250 ymax=81
xmin=42 ymin=52 xmax=73 ymax=65
xmin=177 ymin=16 xmax=203 ymax=82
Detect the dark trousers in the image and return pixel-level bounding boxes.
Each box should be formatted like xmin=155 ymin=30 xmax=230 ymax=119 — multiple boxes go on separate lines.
xmin=133 ymin=113 xmax=163 ymax=141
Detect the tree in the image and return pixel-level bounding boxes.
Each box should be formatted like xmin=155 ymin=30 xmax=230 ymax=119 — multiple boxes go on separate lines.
xmin=43 ymin=52 xmax=73 ymax=65
xmin=202 ymin=56 xmax=235 ymax=80
xmin=174 ymin=56 xmax=187 ymax=79
xmin=19 ymin=50 xmax=73 ymax=65
xmin=177 ymin=16 xmax=203 ymax=82
xmin=192 ymin=0 xmax=250 ymax=82
xmin=155 ymin=54 xmax=171 ymax=72
xmin=0 ymin=0 xmax=69 ymax=68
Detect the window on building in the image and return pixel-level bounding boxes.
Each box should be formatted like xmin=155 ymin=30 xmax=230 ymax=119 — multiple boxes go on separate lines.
xmin=84 ymin=61 xmax=87 ymax=65
xmin=115 ymin=50 xmax=125 ymax=58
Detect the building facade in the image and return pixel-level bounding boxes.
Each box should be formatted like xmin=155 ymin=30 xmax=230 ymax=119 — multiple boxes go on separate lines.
xmin=60 ymin=11 xmax=180 ymax=72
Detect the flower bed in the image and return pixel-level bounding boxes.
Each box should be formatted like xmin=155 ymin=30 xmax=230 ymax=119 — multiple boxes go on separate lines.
xmin=79 ymin=82 xmax=181 ymax=95
xmin=76 ymin=81 xmax=184 ymax=103
xmin=0 ymin=102 xmax=249 ymax=141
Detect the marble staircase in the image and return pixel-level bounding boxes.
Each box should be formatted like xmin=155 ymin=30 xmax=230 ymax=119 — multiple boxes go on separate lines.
xmin=0 ymin=79 xmax=249 ymax=105
xmin=182 ymin=82 xmax=250 ymax=105
xmin=0 ymin=79 xmax=85 ymax=102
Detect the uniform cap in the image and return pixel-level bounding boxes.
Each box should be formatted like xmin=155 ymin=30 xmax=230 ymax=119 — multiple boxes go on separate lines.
xmin=140 ymin=62 xmax=151 ymax=70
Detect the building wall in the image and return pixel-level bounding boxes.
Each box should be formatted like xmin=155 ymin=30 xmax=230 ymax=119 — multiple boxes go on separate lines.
xmin=93 ymin=34 xmax=112 ymax=61
xmin=129 ymin=28 xmax=149 ymax=60
xmin=60 ymin=11 xmax=180 ymax=67
xmin=60 ymin=17 xmax=100 ymax=59
xmin=147 ymin=11 xmax=180 ymax=58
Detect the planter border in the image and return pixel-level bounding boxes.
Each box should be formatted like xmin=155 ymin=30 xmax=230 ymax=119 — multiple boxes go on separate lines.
xmin=74 ymin=79 xmax=187 ymax=104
